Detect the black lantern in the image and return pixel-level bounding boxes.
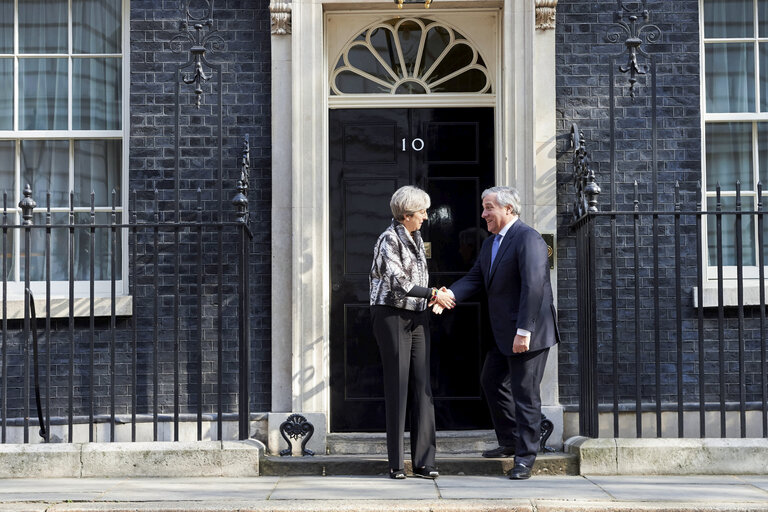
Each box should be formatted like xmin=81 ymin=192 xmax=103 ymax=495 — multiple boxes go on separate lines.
xmin=395 ymin=0 xmax=433 ymax=8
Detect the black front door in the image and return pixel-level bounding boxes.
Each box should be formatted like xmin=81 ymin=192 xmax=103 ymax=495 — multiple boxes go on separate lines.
xmin=329 ymin=108 xmax=494 ymax=432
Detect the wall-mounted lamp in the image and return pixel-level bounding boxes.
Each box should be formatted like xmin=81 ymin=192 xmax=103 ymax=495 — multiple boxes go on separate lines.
xmin=395 ymin=0 xmax=433 ymax=9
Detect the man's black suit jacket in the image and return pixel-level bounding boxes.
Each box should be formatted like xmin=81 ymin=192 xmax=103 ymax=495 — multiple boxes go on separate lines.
xmin=450 ymin=219 xmax=560 ymax=356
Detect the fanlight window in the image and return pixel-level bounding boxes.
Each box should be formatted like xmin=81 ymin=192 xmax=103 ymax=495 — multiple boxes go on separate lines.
xmin=331 ymin=18 xmax=491 ymax=95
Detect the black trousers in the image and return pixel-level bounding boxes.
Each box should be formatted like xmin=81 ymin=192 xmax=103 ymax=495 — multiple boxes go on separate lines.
xmin=481 ymin=345 xmax=550 ymax=467
xmin=371 ymin=305 xmax=436 ymax=471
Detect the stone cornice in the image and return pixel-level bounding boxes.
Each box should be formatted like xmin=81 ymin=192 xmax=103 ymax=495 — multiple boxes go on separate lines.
xmin=535 ymin=0 xmax=557 ymax=30
xmin=270 ymin=1 xmax=292 ymax=35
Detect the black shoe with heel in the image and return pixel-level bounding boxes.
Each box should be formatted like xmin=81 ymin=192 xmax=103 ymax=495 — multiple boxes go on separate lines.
xmin=389 ymin=468 xmax=406 ymax=479
xmin=412 ymin=466 xmax=439 ymax=479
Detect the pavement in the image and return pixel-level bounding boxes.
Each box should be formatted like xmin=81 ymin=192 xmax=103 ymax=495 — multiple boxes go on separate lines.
xmin=1 ymin=474 xmax=768 ymax=512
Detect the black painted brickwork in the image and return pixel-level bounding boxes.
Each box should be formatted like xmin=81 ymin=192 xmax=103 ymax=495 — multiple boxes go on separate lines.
xmin=128 ymin=0 xmax=272 ymax=414
xmin=556 ymin=1 xmax=715 ymax=407
xmin=0 ymin=1 xmax=272 ymax=422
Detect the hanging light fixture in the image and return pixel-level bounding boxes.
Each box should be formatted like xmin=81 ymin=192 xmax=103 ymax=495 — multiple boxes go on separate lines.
xmin=395 ymin=0 xmax=433 ymax=9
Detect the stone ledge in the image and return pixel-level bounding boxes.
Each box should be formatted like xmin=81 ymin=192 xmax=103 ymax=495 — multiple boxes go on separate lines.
xmin=566 ymin=436 xmax=768 ymax=475
xmin=260 ymin=452 xmax=578 ymax=476
xmin=1 ymin=296 xmax=132 ymax=319
xmin=0 ymin=440 xmax=264 ymax=478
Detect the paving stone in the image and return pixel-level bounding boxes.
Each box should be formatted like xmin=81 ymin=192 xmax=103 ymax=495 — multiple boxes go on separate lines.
xmin=742 ymin=476 xmax=768 ymax=492
xmin=436 ymin=475 xmax=609 ymax=500
xmin=587 ymin=476 xmax=768 ymax=502
xmin=268 ymin=476 xmax=439 ymax=500
xmin=99 ymin=477 xmax=278 ymax=502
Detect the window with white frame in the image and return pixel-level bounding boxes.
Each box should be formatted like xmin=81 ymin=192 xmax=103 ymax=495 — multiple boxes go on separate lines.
xmin=701 ymin=0 xmax=768 ymax=274
xmin=0 ymin=0 xmax=126 ymax=296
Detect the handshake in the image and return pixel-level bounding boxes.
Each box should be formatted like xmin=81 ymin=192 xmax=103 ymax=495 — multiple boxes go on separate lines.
xmin=428 ymin=287 xmax=455 ymax=315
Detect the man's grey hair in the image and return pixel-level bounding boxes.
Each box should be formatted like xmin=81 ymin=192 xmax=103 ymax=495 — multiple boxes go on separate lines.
xmin=481 ymin=186 xmax=521 ymax=216
xmin=390 ymin=185 xmax=431 ymax=221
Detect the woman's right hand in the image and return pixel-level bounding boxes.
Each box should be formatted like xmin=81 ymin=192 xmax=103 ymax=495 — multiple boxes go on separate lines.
xmin=434 ymin=288 xmax=455 ymax=310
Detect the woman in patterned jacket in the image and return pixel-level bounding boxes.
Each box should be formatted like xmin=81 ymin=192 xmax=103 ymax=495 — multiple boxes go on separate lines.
xmin=370 ymin=185 xmax=454 ymax=480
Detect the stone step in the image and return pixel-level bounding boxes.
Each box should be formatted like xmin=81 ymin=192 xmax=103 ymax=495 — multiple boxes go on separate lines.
xmin=327 ymin=430 xmax=500 ymax=455
xmin=260 ymin=452 xmax=578 ymax=476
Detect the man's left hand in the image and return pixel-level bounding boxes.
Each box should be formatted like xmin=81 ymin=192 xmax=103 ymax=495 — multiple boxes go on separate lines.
xmin=512 ymin=334 xmax=530 ymax=353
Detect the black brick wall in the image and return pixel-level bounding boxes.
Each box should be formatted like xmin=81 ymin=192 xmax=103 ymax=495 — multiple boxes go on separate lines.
xmin=556 ymin=0 xmax=707 ymax=407
xmin=128 ymin=0 xmax=272 ymax=414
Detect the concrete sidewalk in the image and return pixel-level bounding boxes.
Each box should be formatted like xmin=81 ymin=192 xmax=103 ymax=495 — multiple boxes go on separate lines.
xmin=0 ymin=475 xmax=767 ymax=512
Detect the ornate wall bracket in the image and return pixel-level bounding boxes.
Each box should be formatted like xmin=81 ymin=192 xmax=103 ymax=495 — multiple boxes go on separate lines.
xmin=571 ymin=123 xmax=601 ymax=220
xmin=535 ymin=0 xmax=557 ymax=30
xmin=279 ymin=414 xmax=315 ymax=456
xmin=171 ymin=0 xmax=225 ymax=108
xmin=607 ymin=0 xmax=660 ymax=98
xmin=539 ymin=415 xmax=555 ymax=453
xmin=270 ymin=1 xmax=292 ymax=35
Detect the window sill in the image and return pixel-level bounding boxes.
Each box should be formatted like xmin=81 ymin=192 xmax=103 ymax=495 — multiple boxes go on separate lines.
xmin=693 ymin=282 xmax=768 ymax=308
xmin=0 ymin=296 xmax=133 ymax=320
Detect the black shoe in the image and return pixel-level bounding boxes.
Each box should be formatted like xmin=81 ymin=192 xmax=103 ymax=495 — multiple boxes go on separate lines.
xmin=389 ymin=468 xmax=406 ymax=479
xmin=412 ymin=466 xmax=439 ymax=479
xmin=482 ymin=445 xmax=515 ymax=458
xmin=508 ymin=463 xmax=532 ymax=480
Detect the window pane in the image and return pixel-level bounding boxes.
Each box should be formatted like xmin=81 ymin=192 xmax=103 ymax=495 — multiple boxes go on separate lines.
xmin=0 ymin=0 xmax=12 ymax=54
xmin=73 ymin=0 xmax=122 ymax=54
xmin=19 ymin=0 xmax=67 ymax=54
xmin=420 ymin=26 xmax=452 ymax=80
xmin=73 ymin=58 xmax=122 ymax=130
xmin=72 ymin=212 xmax=122 ymax=281
xmin=758 ymin=122 xmax=768 ymax=186
xmin=760 ymin=0 xmax=768 ymax=38
xmin=20 ymin=140 xmax=69 ymax=207
xmin=430 ymin=69 xmax=488 ymax=93
xmin=395 ymin=20 xmax=422 ymax=78
xmin=1 ymin=213 xmax=13 ymax=282
xmin=707 ymin=196 xmax=756 ymax=266
xmin=704 ymin=0 xmax=753 ymax=38
xmin=394 ymin=82 xmax=427 ymax=94
xmin=366 ymin=29 xmax=400 ymax=79
xmin=0 ymin=59 xmax=11 ymax=130
xmin=761 ymin=44 xmax=768 ymax=112
xmin=19 ymin=58 xmax=68 ymax=130
xmin=706 ymin=123 xmax=753 ymax=191
xmin=25 ymin=213 xmax=69 ymax=281
xmin=334 ymin=71 xmax=391 ymax=94
xmin=22 ymin=212 xmax=122 ymax=281
xmin=0 ymin=140 xmax=13 ymax=199
xmin=705 ymin=43 xmax=755 ymax=113
xmin=74 ymin=140 xmax=121 ymax=207
xmin=347 ymin=44 xmax=394 ymax=83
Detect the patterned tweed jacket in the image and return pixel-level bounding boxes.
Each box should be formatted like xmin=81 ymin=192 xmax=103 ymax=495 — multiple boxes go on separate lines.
xmin=369 ymin=220 xmax=429 ymax=311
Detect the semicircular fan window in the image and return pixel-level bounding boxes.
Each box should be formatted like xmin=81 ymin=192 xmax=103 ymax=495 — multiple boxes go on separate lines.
xmin=331 ymin=18 xmax=491 ymax=95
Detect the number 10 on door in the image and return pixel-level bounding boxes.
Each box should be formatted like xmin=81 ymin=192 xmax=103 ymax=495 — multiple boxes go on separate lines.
xmin=402 ymin=138 xmax=424 ymax=151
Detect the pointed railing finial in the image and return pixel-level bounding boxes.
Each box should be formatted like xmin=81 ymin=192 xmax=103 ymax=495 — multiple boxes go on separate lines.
xmin=19 ymin=184 xmax=36 ymax=226
xmin=571 ymin=123 xmax=601 ymax=220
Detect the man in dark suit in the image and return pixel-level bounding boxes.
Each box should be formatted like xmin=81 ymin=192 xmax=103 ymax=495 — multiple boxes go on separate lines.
xmin=440 ymin=186 xmax=559 ymax=480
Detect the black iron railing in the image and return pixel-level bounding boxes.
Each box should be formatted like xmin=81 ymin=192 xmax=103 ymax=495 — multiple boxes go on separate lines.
xmin=0 ymin=138 xmax=252 ymax=444
xmin=571 ymin=127 xmax=768 ymax=439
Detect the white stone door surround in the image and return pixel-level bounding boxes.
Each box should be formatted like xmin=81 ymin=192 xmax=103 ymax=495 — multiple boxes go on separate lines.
xmin=269 ymin=0 xmax=560 ymax=444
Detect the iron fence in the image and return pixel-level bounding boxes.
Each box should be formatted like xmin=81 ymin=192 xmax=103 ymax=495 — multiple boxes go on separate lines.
xmin=0 ymin=139 xmax=253 ymax=444
xmin=572 ymin=126 xmax=768 ymax=439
